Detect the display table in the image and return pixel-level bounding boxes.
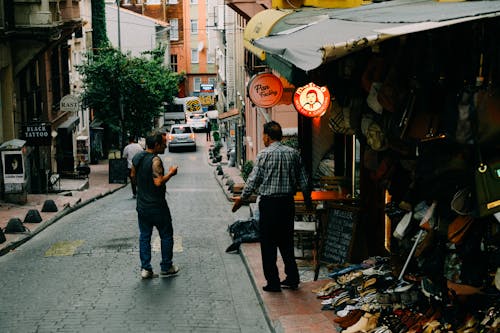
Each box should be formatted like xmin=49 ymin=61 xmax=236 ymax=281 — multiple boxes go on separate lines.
xmin=294 ymin=190 xmax=347 ymax=202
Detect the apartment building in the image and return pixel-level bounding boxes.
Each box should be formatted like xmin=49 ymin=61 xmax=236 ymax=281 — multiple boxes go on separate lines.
xmin=0 ymin=0 xmax=84 ymax=200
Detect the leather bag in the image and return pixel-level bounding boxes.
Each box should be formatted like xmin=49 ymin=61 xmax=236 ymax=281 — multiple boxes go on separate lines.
xmin=447 ymin=215 xmax=474 ymax=245
xmin=475 ymin=158 xmax=500 ymax=217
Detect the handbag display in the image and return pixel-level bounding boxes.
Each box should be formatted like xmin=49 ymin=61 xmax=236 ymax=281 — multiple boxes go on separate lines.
xmin=448 ymin=215 xmax=474 ymax=245
xmin=475 ymin=158 xmax=500 ymax=217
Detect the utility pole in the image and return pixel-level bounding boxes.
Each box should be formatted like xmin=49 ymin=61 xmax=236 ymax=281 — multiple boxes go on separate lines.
xmin=117 ymin=0 xmax=124 ymax=149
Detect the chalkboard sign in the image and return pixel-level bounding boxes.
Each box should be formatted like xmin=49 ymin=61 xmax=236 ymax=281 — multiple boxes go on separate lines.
xmin=321 ymin=204 xmax=359 ymax=264
xmin=109 ymin=158 xmax=128 ymax=184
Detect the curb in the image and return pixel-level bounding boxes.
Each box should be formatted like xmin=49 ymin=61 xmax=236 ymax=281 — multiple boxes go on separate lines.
xmin=239 ymin=244 xmax=277 ymax=333
xmin=0 ymin=184 xmax=126 ymax=256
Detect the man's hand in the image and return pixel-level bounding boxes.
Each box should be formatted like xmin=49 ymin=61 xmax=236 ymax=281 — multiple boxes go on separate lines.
xmin=232 ymin=197 xmax=243 ymax=213
xmin=169 ymin=165 xmax=178 ymax=176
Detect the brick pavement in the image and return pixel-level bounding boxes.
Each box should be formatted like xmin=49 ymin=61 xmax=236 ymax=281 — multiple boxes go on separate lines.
xmin=0 ymin=149 xmax=339 ymax=333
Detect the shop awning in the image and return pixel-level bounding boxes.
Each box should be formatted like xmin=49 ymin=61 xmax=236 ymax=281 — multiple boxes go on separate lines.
xmin=218 ymin=108 xmax=240 ymax=121
xmin=57 ymin=116 xmax=80 ymax=134
xmin=250 ymin=0 xmax=500 ymax=72
xmin=244 ymin=9 xmax=293 ymax=61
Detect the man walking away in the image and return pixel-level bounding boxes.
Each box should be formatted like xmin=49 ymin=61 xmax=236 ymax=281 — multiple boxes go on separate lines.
xmin=206 ymin=120 xmax=212 ymax=141
xmin=131 ymin=133 xmax=180 ymax=279
xmin=232 ymin=121 xmax=312 ymax=292
xmin=123 ymin=136 xmax=143 ymax=198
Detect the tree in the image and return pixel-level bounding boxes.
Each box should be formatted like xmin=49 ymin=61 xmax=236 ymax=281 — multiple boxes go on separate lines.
xmin=78 ymin=47 xmax=179 ymax=143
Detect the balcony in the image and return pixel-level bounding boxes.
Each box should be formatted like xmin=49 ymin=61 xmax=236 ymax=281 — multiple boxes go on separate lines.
xmin=13 ymin=0 xmax=81 ymax=28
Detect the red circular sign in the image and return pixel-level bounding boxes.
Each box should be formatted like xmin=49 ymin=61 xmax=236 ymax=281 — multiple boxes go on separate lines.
xmin=293 ymin=82 xmax=330 ymax=118
xmin=247 ymin=73 xmax=283 ymax=108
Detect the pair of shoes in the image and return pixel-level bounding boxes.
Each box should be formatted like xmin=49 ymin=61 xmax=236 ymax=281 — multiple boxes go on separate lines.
xmin=160 ymin=264 xmax=179 ymax=277
xmin=262 ymin=285 xmax=282 ymax=292
xmin=141 ymin=269 xmax=158 ymax=279
xmin=281 ymin=279 xmax=299 ymax=290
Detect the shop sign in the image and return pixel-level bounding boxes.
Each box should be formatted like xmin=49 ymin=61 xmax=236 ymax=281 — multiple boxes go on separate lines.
xmin=247 ymin=73 xmax=283 ymax=108
xmin=200 ymin=83 xmax=214 ymax=92
xmin=21 ymin=123 xmax=52 ymax=146
xmin=60 ymin=94 xmax=79 ymax=112
xmin=1 ymin=151 xmax=24 ymax=184
xmin=293 ymin=82 xmax=330 ymax=118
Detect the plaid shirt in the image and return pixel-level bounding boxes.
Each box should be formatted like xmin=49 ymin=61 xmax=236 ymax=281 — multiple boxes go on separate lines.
xmin=241 ymin=141 xmax=311 ymax=200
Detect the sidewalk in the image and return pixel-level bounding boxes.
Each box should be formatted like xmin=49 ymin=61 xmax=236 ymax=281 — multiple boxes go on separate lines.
xmin=212 ymin=143 xmax=337 ymax=333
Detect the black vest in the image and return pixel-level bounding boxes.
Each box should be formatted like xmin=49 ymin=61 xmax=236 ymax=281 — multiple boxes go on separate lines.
xmin=133 ymin=151 xmax=167 ymax=210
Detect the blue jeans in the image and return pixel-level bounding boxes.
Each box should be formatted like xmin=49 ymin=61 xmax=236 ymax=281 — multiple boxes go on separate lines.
xmin=137 ymin=206 xmax=173 ymax=272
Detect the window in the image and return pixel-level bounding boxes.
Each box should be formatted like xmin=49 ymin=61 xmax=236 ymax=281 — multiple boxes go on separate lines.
xmin=190 ymin=0 xmax=198 ymax=4
xmin=191 ymin=49 xmax=199 ymax=63
xmin=208 ymin=77 xmax=217 ymax=87
xmin=194 ymin=77 xmax=201 ymax=91
xmin=207 ymin=51 xmax=215 ymax=64
xmin=169 ymin=19 xmax=179 ymax=41
xmin=190 ymin=20 xmax=198 ymax=34
xmin=170 ymin=54 xmax=178 ymax=72
xmin=168 ymin=0 xmax=178 ymax=3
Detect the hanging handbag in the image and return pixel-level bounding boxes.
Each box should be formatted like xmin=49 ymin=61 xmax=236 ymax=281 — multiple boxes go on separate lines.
xmin=474 ymin=157 xmax=500 ymax=217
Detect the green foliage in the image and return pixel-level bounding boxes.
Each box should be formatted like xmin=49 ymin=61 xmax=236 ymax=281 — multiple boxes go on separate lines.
xmin=212 ymin=131 xmax=220 ymax=142
xmin=282 ymin=135 xmax=299 ymax=150
xmin=241 ymin=160 xmax=254 ymax=181
xmin=77 ymin=47 xmax=179 ymax=139
xmin=213 ymin=141 xmax=223 ymax=156
xmin=91 ymin=0 xmax=108 ymax=48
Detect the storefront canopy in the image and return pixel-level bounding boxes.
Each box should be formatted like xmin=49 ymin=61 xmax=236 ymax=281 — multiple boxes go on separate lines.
xmin=244 ymin=9 xmax=293 ymax=61
xmin=250 ymin=0 xmax=500 ymax=72
xmin=218 ymin=108 xmax=240 ymax=121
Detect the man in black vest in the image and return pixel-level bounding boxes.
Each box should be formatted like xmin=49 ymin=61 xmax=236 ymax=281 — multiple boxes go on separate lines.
xmin=131 ymin=133 xmax=179 ymax=279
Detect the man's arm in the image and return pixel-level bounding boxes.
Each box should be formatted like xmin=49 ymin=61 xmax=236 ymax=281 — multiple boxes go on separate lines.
xmin=152 ymin=156 xmax=177 ymax=187
xmin=232 ymin=155 xmax=262 ymax=212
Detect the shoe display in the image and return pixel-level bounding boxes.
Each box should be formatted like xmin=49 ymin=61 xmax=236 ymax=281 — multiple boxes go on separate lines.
xmin=141 ymin=269 xmax=158 ymax=279
xmin=281 ymin=279 xmax=299 ymax=290
xmin=262 ymin=285 xmax=282 ymax=292
xmin=160 ymin=264 xmax=179 ymax=277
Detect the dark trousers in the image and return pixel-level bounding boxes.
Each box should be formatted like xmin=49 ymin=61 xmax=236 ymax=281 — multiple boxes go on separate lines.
xmin=128 ymin=168 xmax=137 ymax=195
xmin=258 ymin=195 xmax=299 ymax=287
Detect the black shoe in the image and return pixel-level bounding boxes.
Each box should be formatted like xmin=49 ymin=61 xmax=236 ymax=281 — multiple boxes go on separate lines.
xmin=280 ymin=279 xmax=299 ymax=290
xmin=262 ymin=285 xmax=282 ymax=292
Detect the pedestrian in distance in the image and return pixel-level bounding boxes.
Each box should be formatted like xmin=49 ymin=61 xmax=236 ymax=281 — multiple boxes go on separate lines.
xmin=206 ymin=120 xmax=212 ymax=141
xmin=131 ymin=133 xmax=180 ymax=279
xmin=123 ymin=136 xmax=143 ymax=198
xmin=232 ymin=121 xmax=312 ymax=292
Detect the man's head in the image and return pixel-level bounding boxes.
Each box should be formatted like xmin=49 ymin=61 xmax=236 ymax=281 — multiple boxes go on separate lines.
xmin=146 ymin=133 xmax=166 ymax=153
xmin=128 ymin=136 xmax=135 ymax=143
xmin=263 ymin=121 xmax=282 ymax=146
xmin=306 ymin=90 xmax=317 ymax=104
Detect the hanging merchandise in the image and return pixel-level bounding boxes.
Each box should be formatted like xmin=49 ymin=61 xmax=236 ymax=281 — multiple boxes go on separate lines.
xmin=448 ymin=215 xmax=475 ymax=245
xmin=474 ymin=158 xmax=500 ymax=217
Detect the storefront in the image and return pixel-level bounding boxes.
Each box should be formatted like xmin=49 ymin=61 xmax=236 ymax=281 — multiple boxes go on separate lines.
xmin=244 ymin=0 xmax=500 ymax=331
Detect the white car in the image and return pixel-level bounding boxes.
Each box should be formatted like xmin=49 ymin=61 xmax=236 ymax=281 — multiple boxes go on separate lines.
xmin=186 ymin=112 xmax=208 ymax=132
xmin=167 ymin=124 xmax=196 ymax=152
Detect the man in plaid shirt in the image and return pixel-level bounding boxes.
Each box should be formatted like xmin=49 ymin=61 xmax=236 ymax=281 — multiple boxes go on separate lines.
xmin=233 ymin=121 xmax=312 ymax=292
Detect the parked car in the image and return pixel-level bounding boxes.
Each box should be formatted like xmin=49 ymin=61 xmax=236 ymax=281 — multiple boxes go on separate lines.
xmin=186 ymin=111 xmax=208 ymax=132
xmin=167 ymin=124 xmax=196 ymax=152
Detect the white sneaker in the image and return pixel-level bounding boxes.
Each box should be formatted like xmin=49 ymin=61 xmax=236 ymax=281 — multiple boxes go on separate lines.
xmin=160 ymin=264 xmax=179 ymax=277
xmin=141 ymin=269 xmax=158 ymax=279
